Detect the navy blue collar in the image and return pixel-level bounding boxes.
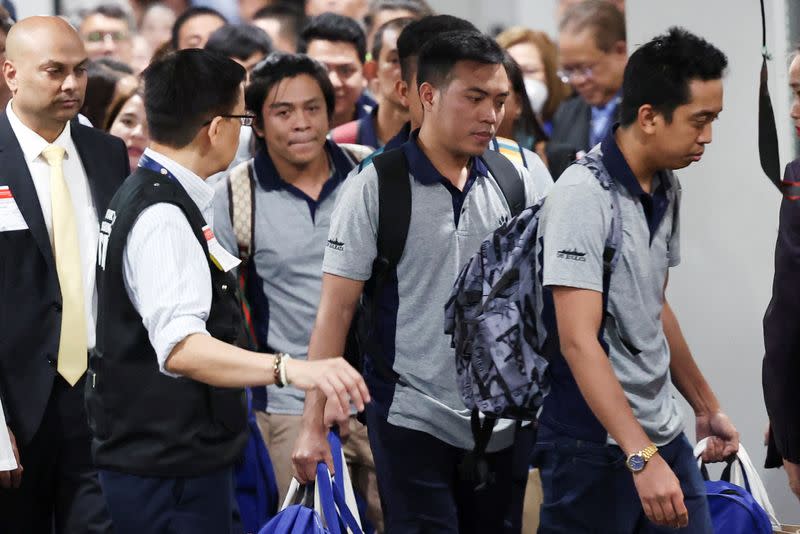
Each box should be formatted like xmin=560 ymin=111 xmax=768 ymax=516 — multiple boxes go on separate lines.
xmin=357 ymin=106 xmax=380 ymax=149
xmin=600 ymin=125 xmax=672 ymax=241
xmin=401 ymin=129 xmax=488 ymax=186
xmin=252 ymin=140 xmax=354 ymax=220
xmin=384 ymin=121 xmax=412 ymax=152
xmin=600 ymin=125 xmax=672 ymax=198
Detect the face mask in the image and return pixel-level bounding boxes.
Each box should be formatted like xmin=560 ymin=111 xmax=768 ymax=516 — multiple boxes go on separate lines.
xmin=524 ymin=77 xmax=549 ymax=116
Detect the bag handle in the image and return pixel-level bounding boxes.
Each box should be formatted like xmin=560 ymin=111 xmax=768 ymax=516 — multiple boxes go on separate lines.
xmin=315 ymin=462 xmax=363 ymax=534
xmin=328 ymin=429 xmax=362 ymax=530
xmin=694 ymin=437 xmax=780 ymax=527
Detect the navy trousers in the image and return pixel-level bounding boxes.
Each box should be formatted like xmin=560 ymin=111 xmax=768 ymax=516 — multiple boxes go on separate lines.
xmin=99 ymin=466 xmax=236 ymax=534
xmin=365 ymin=404 xmax=523 ymax=534
xmin=534 ymin=425 xmax=713 ymax=534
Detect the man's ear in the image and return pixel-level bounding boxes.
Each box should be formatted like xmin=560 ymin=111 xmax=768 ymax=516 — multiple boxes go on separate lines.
xmin=638 ymin=104 xmax=660 ymax=135
xmin=419 ymin=81 xmax=435 ymax=112
xmin=396 ymin=79 xmax=410 ymax=108
xmin=3 ymin=61 xmax=18 ymax=94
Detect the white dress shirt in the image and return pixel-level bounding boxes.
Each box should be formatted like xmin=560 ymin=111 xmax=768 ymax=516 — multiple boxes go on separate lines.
xmin=6 ymin=101 xmax=99 ymax=349
xmin=122 ymin=148 xmax=214 ymax=377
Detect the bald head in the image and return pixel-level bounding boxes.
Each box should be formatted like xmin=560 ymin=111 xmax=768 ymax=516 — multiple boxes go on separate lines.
xmin=4 ymin=16 xmax=89 ymax=140
xmin=6 ymin=16 xmax=85 ymax=61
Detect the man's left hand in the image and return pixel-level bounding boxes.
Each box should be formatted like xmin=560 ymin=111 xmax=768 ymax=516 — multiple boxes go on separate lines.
xmin=696 ymin=411 xmax=739 ymax=463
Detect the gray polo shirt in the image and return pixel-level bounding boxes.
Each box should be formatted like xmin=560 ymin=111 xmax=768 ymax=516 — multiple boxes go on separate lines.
xmin=323 ymin=134 xmax=552 ymax=451
xmin=212 ymin=141 xmax=357 ymax=415
xmin=537 ymin=132 xmax=683 ymax=446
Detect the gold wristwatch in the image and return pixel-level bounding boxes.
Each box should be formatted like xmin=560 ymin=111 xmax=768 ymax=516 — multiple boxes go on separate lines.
xmin=626 ymin=444 xmax=659 ymax=473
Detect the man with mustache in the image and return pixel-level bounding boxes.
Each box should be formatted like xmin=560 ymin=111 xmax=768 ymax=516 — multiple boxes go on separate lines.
xmin=292 ymin=30 xmax=549 ymax=533
xmin=0 ymin=16 xmax=128 ymax=533
xmin=212 ymin=51 xmax=383 ymax=531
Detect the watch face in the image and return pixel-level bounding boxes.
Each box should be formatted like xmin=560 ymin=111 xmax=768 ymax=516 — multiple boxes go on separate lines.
xmin=627 ymin=454 xmax=646 ymax=472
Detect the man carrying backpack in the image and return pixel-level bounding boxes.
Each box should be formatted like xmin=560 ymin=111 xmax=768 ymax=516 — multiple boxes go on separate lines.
xmin=534 ymin=28 xmax=738 ymax=532
xmin=292 ymin=30 xmax=551 ymax=533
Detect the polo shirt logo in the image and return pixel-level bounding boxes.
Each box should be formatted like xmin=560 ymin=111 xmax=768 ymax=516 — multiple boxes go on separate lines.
xmin=557 ymin=249 xmax=587 ymax=262
xmin=327 ymin=238 xmax=345 ymax=252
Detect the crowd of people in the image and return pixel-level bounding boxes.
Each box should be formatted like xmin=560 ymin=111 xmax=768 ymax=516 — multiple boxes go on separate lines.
xmin=0 ymin=0 xmax=798 ymax=533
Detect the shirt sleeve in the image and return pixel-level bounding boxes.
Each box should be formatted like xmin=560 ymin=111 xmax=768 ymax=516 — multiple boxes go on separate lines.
xmin=667 ymin=177 xmax=681 ymax=268
xmin=321 ymin=166 xmax=379 ymax=281
xmin=541 ymin=170 xmax=610 ymax=292
xmin=122 ymin=204 xmax=212 ymax=377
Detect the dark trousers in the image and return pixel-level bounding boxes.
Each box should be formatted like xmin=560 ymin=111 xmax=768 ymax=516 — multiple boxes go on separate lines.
xmin=100 ymin=466 xmax=235 ymax=534
xmin=0 ymin=375 xmax=112 ymax=534
xmin=365 ymin=404 xmax=522 ymax=534
xmin=534 ymin=425 xmax=712 ymax=533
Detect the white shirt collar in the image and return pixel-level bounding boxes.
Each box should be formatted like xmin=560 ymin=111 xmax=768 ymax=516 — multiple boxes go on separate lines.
xmin=6 ymin=100 xmax=73 ymax=165
xmin=141 ymin=147 xmax=215 ymax=213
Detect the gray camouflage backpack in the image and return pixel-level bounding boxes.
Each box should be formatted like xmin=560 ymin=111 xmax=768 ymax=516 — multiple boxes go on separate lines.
xmin=444 ymin=151 xmax=623 ymax=446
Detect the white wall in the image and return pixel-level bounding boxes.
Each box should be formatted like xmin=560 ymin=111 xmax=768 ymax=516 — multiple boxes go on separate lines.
xmin=428 ymin=0 xmax=559 ymax=35
xmin=626 ymin=0 xmax=799 ymax=523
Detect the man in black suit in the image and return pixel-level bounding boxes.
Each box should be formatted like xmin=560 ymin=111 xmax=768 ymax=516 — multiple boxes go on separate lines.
xmin=0 ymin=16 xmax=128 ymax=533
xmin=764 ymin=50 xmax=800 ymax=503
xmin=548 ymin=0 xmax=627 ymax=160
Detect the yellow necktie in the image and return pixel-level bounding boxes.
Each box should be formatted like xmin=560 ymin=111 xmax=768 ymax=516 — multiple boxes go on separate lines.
xmin=41 ymin=145 xmax=87 ymax=386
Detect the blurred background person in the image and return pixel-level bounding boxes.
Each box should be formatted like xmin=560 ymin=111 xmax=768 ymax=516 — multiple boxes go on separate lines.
xmin=301 ymin=12 xmax=374 ymax=128
xmin=104 ymin=87 xmax=148 ymax=170
xmin=171 ymin=6 xmax=227 ymax=50
xmin=140 ymin=3 xmax=176 ymax=53
xmin=549 ymin=0 xmax=627 ymax=157
xmin=363 ymin=0 xmax=432 ymax=52
xmin=0 ymin=6 xmax=12 ymax=109
xmin=80 ymin=58 xmax=137 ymax=129
xmin=496 ymin=26 xmax=572 ymax=134
xmin=78 ymin=4 xmax=134 ymax=65
xmin=305 ymin=0 xmax=368 ymax=21
xmin=330 ymin=16 xmax=412 ymax=148
xmin=205 ymin=23 xmax=273 ymax=74
xmin=557 ymin=0 xmax=624 ymax=21
xmin=252 ymin=3 xmax=306 ymax=53
xmin=496 ymin=53 xmax=547 ymax=152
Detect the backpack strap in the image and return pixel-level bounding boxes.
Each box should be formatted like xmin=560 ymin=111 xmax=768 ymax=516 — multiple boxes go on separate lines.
xmin=373 ymin=148 xmax=411 ymax=271
xmin=357 ymin=148 xmax=411 ymax=384
xmin=227 ymin=160 xmax=256 ymax=262
xmin=482 ymin=149 xmax=526 ymax=217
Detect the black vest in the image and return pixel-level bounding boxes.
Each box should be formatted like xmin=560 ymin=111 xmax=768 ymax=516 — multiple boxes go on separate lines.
xmin=86 ymin=168 xmax=247 ymax=477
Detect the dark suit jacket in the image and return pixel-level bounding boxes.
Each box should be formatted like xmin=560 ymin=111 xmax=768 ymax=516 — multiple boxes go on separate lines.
xmin=764 ymin=157 xmax=800 ymax=466
xmin=0 ymin=111 xmax=128 ymax=445
xmin=549 ymin=95 xmax=591 ymax=157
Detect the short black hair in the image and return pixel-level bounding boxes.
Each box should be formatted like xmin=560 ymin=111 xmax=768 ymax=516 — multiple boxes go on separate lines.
xmin=253 ymin=4 xmax=307 ymax=50
xmin=79 ymin=4 xmax=133 ymax=30
xmin=205 ymin=24 xmax=273 ymax=61
xmin=619 ymin=27 xmax=728 ymax=126
xmin=364 ymin=0 xmax=433 ymax=35
xmin=396 ymin=15 xmax=476 ymax=83
xmin=370 ymin=17 xmax=413 ymax=62
xmin=416 ymin=30 xmax=504 ymax=90
xmin=299 ymin=12 xmax=366 ymax=63
xmin=246 ymin=52 xmax=335 ymax=132
xmin=143 ymin=49 xmax=246 ymax=148
xmin=171 ymin=7 xmax=227 ymax=50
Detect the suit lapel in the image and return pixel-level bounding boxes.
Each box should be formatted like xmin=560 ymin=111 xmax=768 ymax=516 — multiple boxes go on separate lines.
xmin=0 ymin=112 xmax=54 ymax=268
xmin=71 ymin=121 xmax=118 ymax=216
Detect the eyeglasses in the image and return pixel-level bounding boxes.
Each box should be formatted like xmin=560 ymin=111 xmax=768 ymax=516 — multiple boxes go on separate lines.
xmin=203 ymin=114 xmax=256 ymax=127
xmin=557 ymin=65 xmax=596 ymax=84
xmin=85 ymin=31 xmax=130 ymax=43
